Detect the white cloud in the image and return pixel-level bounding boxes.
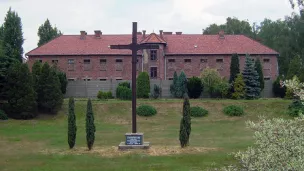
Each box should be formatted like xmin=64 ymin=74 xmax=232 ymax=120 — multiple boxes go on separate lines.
xmin=0 ymin=0 xmax=296 ymax=56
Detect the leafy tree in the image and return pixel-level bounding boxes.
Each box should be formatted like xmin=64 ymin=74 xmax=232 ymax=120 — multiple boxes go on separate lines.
xmin=2 ymin=8 xmax=24 ymax=62
xmin=37 ymin=63 xmax=63 ymax=113
xmin=287 ymin=55 xmax=303 ymax=81
xmin=242 ymin=55 xmax=261 ymax=99
xmin=289 ymin=0 xmax=303 ymax=10
xmin=37 ymin=19 xmax=61 ymax=46
xmin=68 ymin=97 xmax=76 ymax=149
xmin=232 ymin=74 xmax=245 ymax=99
xmin=86 ymin=98 xmax=95 ymax=150
xmin=229 ymin=53 xmax=240 ymax=83
xmin=187 ymin=76 xmax=203 ymax=98
xmin=170 ymin=71 xmax=179 ymax=97
xmin=32 ymin=61 xmax=42 ymax=94
xmin=200 ymin=68 xmax=222 ymax=97
xmin=214 ymin=79 xmax=230 ymax=98
xmin=136 ymin=72 xmax=150 ymax=98
xmin=255 ymin=59 xmax=264 ymax=90
xmin=179 ymin=94 xmax=191 ymax=148
xmin=7 ymin=63 xmax=37 ymax=119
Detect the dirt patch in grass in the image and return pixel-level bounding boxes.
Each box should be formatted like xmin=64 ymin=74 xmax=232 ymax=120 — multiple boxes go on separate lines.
xmin=40 ymin=146 xmax=218 ymax=157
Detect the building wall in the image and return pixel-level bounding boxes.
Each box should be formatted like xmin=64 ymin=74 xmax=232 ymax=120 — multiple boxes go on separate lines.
xmin=27 ymin=54 xmax=278 ymax=81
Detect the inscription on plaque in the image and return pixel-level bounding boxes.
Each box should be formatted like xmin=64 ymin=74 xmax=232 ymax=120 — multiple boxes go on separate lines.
xmin=125 ymin=134 xmax=143 ymax=145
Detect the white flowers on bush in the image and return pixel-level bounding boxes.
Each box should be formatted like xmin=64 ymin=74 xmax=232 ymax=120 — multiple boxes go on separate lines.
xmin=283 ymin=76 xmax=304 ymax=103
xmin=221 ymin=115 xmax=304 ymax=171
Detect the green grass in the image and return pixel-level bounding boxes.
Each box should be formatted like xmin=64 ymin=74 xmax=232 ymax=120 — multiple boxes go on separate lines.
xmin=0 ymin=98 xmax=291 ymax=171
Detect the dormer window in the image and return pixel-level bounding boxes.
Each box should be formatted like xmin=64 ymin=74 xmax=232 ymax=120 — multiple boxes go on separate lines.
xmin=150 ymin=50 xmax=157 ymax=61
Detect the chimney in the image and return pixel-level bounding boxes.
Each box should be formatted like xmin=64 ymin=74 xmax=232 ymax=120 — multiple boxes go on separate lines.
xmin=163 ymin=31 xmax=173 ymax=35
xmin=219 ymin=30 xmax=225 ymax=39
xmin=94 ymin=30 xmax=102 ymax=38
xmin=159 ymin=30 xmax=163 ymax=37
xmin=176 ymin=32 xmax=182 ymax=35
xmin=80 ymin=31 xmax=86 ymax=39
xmin=142 ymin=30 xmax=146 ymax=38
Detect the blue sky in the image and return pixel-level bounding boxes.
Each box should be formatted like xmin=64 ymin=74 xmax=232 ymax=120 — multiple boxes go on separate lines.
xmin=0 ymin=0 xmax=296 ymax=56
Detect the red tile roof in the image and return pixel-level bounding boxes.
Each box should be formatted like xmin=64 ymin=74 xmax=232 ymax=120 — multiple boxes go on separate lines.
xmin=26 ymin=34 xmax=278 ymax=56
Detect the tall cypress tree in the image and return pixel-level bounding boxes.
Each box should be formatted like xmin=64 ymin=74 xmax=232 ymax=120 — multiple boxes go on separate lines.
xmin=68 ymin=97 xmax=76 ymax=149
xmin=37 ymin=19 xmax=61 ymax=46
xmin=254 ymin=59 xmax=264 ymax=90
xmin=2 ymin=8 xmax=24 ymax=62
xmin=170 ymin=71 xmax=179 ymax=97
xmin=176 ymin=71 xmax=188 ymax=98
xmin=229 ymin=53 xmax=240 ymax=83
xmin=86 ymin=98 xmax=95 ymax=150
xmin=179 ymin=94 xmax=191 ymax=148
xmin=7 ymin=63 xmax=37 ymax=119
xmin=136 ymin=72 xmax=150 ymax=98
xmin=32 ymin=61 xmax=42 ymax=94
xmin=242 ymin=55 xmax=261 ymax=99
xmin=37 ymin=63 xmax=63 ymax=113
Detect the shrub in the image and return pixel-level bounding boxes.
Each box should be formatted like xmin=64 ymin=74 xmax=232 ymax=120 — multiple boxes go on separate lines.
xmin=273 ymin=76 xmax=286 ymax=98
xmin=201 ymin=67 xmax=222 ymax=97
xmin=187 ymin=76 xmax=203 ymax=98
xmin=223 ymin=105 xmax=244 ymax=116
xmin=170 ymin=71 xmax=188 ymax=98
xmin=86 ymin=99 xmax=95 ymax=150
xmin=221 ymin=116 xmax=304 ymax=170
xmin=232 ymin=74 xmax=245 ymax=99
xmin=190 ymin=106 xmax=208 ymax=117
xmin=213 ymin=79 xmax=230 ymax=98
xmin=0 ymin=109 xmax=8 ymax=120
xmin=136 ymin=72 xmax=150 ymax=98
xmin=285 ymin=87 xmax=294 ymax=99
xmin=288 ymin=100 xmax=304 ymax=117
xmin=7 ymin=62 xmax=37 ymax=119
xmin=118 ymin=81 xmax=130 ymax=88
xmin=97 ymin=90 xmax=112 ymax=100
xmin=179 ymin=94 xmax=191 ymax=148
xmin=116 ymin=86 xmax=132 ymax=100
xmin=136 ymin=105 xmax=157 ymax=116
xmin=68 ymin=97 xmax=76 ymax=149
xmin=151 ymin=84 xmax=161 ymax=99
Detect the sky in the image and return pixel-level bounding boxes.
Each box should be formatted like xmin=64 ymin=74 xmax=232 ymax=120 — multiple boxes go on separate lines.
xmin=0 ymin=0 xmax=296 ymax=56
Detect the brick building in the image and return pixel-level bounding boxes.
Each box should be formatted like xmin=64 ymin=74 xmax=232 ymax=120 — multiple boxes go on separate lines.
xmin=26 ymin=30 xmax=279 ymax=81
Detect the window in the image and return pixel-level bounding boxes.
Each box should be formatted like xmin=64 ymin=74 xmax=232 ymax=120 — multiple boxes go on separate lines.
xmin=116 ymin=59 xmax=123 ymax=71
xmin=184 ymin=59 xmax=191 ymax=63
xmin=100 ymin=79 xmax=107 ymax=81
xmin=216 ymin=59 xmax=223 ymax=63
xmin=264 ymin=77 xmax=271 ymax=80
xmin=68 ymin=59 xmax=75 ymax=71
xmin=83 ymin=59 xmax=91 ymax=71
xmin=150 ymin=67 xmax=157 ymax=78
xmin=168 ymin=78 xmax=173 ymax=80
xmin=83 ymin=79 xmax=91 ymax=81
xmin=100 ymin=59 xmax=107 ymax=71
xmin=168 ymin=59 xmax=175 ymax=63
xmin=68 ymin=78 xmax=75 ymax=81
xmin=150 ymin=50 xmax=157 ymax=61
xmin=201 ymin=59 xmax=207 ymax=63
xmin=263 ymin=59 xmax=270 ymax=63
xmin=116 ymin=59 xmax=123 ymax=63
xmin=37 ymin=59 xmax=42 ymax=63
xmin=52 ymin=59 xmax=58 ymax=64
xmin=116 ymin=78 xmax=122 ymax=81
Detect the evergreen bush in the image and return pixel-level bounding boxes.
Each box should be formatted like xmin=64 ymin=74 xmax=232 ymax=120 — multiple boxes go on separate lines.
xmin=190 ymin=106 xmax=208 ymax=117
xmin=187 ymin=76 xmax=203 ymax=98
xmin=116 ymin=86 xmax=132 ymax=100
xmin=170 ymin=71 xmax=188 ymax=98
xmin=223 ymin=105 xmax=245 ymax=116
xmin=179 ymin=94 xmax=191 ymax=148
xmin=287 ymin=100 xmax=304 ymax=117
xmin=68 ymin=97 xmax=76 ymax=149
xmin=136 ymin=72 xmax=150 ymax=98
xmin=255 ymin=59 xmax=265 ymax=90
xmin=232 ymin=74 xmax=245 ymax=99
xmin=86 ymin=99 xmax=95 ymax=150
xmin=97 ymin=91 xmax=112 ymax=100
xmin=229 ymin=53 xmax=240 ymax=83
xmin=151 ymin=84 xmax=161 ymax=99
xmin=0 ymin=109 xmax=8 ymax=120
xmin=170 ymin=71 xmax=179 ymax=97
xmin=136 ymin=105 xmax=157 ymax=116
xmin=118 ymin=81 xmax=130 ymax=88
xmin=273 ymin=76 xmax=286 ymax=98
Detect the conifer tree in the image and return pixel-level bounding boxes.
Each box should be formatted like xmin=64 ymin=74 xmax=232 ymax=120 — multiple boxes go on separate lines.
xmin=86 ymin=98 xmax=95 ymax=150
xmin=170 ymin=71 xmax=179 ymax=97
xmin=32 ymin=61 xmax=42 ymax=94
xmin=56 ymin=71 xmax=68 ymax=94
xmin=231 ymin=74 xmax=245 ymax=99
xmin=2 ymin=8 xmax=24 ymax=62
xmin=229 ymin=53 xmax=240 ymax=83
xmin=68 ymin=97 xmax=76 ymax=149
xmin=37 ymin=19 xmax=61 ymax=46
xmin=177 ymin=71 xmax=188 ymax=98
xmin=179 ymin=94 xmax=191 ymax=148
xmin=286 ymin=55 xmax=303 ymax=81
xmin=136 ymin=72 xmax=150 ymax=98
xmin=7 ymin=63 xmax=37 ymax=119
xmin=242 ymin=55 xmax=261 ymax=99
xmin=255 ymin=59 xmax=264 ymax=90
xmin=37 ymin=63 xmax=63 ymax=113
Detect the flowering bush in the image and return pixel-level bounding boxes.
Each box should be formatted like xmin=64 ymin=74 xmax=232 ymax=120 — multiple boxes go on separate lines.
xmin=284 ymin=76 xmax=304 ymax=102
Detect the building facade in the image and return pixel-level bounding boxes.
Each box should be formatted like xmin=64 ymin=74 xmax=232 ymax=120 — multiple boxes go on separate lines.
xmin=26 ymin=30 xmax=279 ymax=81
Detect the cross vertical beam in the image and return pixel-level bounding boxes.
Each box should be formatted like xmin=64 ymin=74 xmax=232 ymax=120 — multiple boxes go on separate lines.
xmin=131 ymin=22 xmax=137 ymax=133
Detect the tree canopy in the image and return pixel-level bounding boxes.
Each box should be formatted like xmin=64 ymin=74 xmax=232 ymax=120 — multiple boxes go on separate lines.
xmin=37 ymin=19 xmax=61 ymax=46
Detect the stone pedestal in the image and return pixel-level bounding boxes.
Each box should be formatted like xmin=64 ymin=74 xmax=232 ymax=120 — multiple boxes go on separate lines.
xmin=118 ymin=133 xmax=150 ymax=150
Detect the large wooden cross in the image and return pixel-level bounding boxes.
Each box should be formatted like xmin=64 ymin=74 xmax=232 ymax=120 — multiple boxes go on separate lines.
xmin=110 ymin=22 xmax=159 ymax=133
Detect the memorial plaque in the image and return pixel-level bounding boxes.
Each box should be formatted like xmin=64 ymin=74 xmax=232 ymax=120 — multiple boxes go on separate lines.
xmin=125 ymin=133 xmax=143 ymax=145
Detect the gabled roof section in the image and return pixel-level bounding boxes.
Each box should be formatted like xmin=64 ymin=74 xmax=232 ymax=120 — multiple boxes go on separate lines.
xmin=140 ymin=33 xmax=167 ymax=44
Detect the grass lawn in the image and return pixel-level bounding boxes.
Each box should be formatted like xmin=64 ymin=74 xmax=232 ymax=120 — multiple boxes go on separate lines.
xmin=0 ymin=98 xmax=291 ymax=171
